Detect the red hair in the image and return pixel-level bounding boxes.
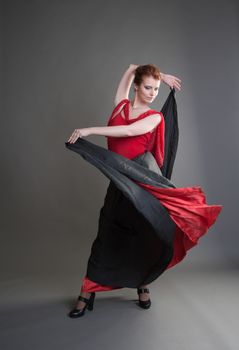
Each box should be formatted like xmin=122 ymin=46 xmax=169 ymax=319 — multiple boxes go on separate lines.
xmin=133 ymin=64 xmax=161 ymax=86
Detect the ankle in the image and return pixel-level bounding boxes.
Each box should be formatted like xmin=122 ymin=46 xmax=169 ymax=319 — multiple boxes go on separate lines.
xmin=139 ymin=284 xmax=148 ymax=289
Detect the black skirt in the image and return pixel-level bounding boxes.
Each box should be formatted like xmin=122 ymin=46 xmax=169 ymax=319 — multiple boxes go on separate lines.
xmin=65 ymin=140 xmax=176 ymax=287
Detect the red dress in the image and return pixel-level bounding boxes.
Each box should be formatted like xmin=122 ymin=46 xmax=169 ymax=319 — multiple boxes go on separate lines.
xmin=80 ymin=99 xmax=222 ymax=293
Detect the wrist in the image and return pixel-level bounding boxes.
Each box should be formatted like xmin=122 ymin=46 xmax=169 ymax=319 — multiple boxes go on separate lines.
xmin=160 ymin=72 xmax=165 ymax=82
xmin=128 ymin=64 xmax=138 ymax=74
xmin=82 ymin=128 xmax=91 ymax=137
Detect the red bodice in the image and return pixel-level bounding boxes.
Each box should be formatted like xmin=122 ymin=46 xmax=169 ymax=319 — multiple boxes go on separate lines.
xmin=106 ymin=99 xmax=165 ymax=167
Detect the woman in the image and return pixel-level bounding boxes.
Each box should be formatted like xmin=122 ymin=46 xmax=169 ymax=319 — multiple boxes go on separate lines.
xmin=65 ymin=64 xmax=222 ymax=318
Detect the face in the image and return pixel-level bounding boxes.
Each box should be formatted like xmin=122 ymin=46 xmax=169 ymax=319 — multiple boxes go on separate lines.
xmin=135 ymin=75 xmax=161 ymax=104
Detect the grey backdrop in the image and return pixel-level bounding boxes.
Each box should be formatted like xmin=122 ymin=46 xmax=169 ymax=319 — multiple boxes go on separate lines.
xmin=1 ymin=0 xmax=238 ymax=283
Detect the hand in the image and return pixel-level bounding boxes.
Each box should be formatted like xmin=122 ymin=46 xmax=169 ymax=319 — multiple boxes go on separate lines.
xmin=161 ymin=73 xmax=182 ymax=91
xmin=67 ymin=128 xmax=90 ymax=144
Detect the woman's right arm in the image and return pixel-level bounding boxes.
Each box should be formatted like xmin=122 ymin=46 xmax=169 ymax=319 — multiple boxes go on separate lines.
xmin=114 ymin=64 xmax=138 ymax=106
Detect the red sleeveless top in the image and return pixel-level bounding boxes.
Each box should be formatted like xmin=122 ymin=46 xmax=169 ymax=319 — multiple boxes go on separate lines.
xmin=106 ymin=99 xmax=165 ymax=167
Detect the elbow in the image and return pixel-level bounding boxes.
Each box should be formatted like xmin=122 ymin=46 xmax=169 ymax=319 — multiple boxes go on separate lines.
xmin=114 ymin=99 xmax=119 ymax=107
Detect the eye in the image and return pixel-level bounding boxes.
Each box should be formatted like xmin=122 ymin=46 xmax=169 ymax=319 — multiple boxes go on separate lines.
xmin=145 ymin=86 xmax=159 ymax=91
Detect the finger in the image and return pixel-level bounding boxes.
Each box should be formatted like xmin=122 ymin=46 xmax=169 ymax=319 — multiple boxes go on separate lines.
xmin=69 ymin=134 xmax=76 ymax=143
xmin=171 ymin=76 xmax=181 ymax=83
xmin=173 ymin=79 xmax=181 ymax=86
xmin=71 ymin=132 xmax=79 ymax=143
xmin=69 ymin=136 xmax=73 ymax=143
xmin=68 ymin=131 xmax=76 ymax=142
xmin=73 ymin=134 xmax=79 ymax=143
xmin=173 ymin=78 xmax=181 ymax=84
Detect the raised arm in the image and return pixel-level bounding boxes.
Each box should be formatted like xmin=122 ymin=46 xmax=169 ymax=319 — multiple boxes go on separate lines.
xmin=67 ymin=114 xmax=162 ymax=143
xmin=114 ymin=64 xmax=139 ymax=106
xmin=114 ymin=65 xmax=181 ymax=106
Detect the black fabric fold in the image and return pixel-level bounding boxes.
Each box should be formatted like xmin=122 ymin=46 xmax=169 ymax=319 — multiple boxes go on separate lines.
xmin=161 ymin=88 xmax=179 ymax=179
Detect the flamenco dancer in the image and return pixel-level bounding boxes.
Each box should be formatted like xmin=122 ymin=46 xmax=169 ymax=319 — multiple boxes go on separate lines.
xmin=65 ymin=64 xmax=223 ymax=318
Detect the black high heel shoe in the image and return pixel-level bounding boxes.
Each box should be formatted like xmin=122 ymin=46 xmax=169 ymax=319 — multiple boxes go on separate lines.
xmin=68 ymin=292 xmax=96 ymax=318
xmin=137 ymin=288 xmax=151 ymax=309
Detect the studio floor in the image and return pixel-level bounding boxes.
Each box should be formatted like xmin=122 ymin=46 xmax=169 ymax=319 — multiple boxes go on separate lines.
xmin=0 ymin=265 xmax=238 ymax=350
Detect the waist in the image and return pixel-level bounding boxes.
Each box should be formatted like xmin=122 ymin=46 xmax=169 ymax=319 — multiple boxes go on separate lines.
xmin=107 ymin=136 xmax=150 ymax=159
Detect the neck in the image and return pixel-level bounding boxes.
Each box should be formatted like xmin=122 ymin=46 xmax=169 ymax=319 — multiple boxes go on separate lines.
xmin=131 ymin=95 xmax=148 ymax=109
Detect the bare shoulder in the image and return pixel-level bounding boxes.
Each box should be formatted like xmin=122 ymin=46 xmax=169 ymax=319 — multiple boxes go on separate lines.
xmin=110 ymin=98 xmax=129 ymax=120
xmin=132 ymin=113 xmax=162 ymax=127
xmin=146 ymin=113 xmax=162 ymax=123
xmin=145 ymin=113 xmax=162 ymax=133
xmin=132 ymin=112 xmax=162 ymax=123
xmin=114 ymin=96 xmax=129 ymax=107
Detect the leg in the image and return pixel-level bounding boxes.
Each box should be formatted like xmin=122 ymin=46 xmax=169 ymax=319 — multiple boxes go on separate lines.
xmin=74 ymin=285 xmax=92 ymax=310
xmin=74 ymin=276 xmax=120 ymax=310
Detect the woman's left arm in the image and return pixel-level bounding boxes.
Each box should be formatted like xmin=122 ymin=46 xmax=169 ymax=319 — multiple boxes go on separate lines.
xmin=160 ymin=72 xmax=182 ymax=91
